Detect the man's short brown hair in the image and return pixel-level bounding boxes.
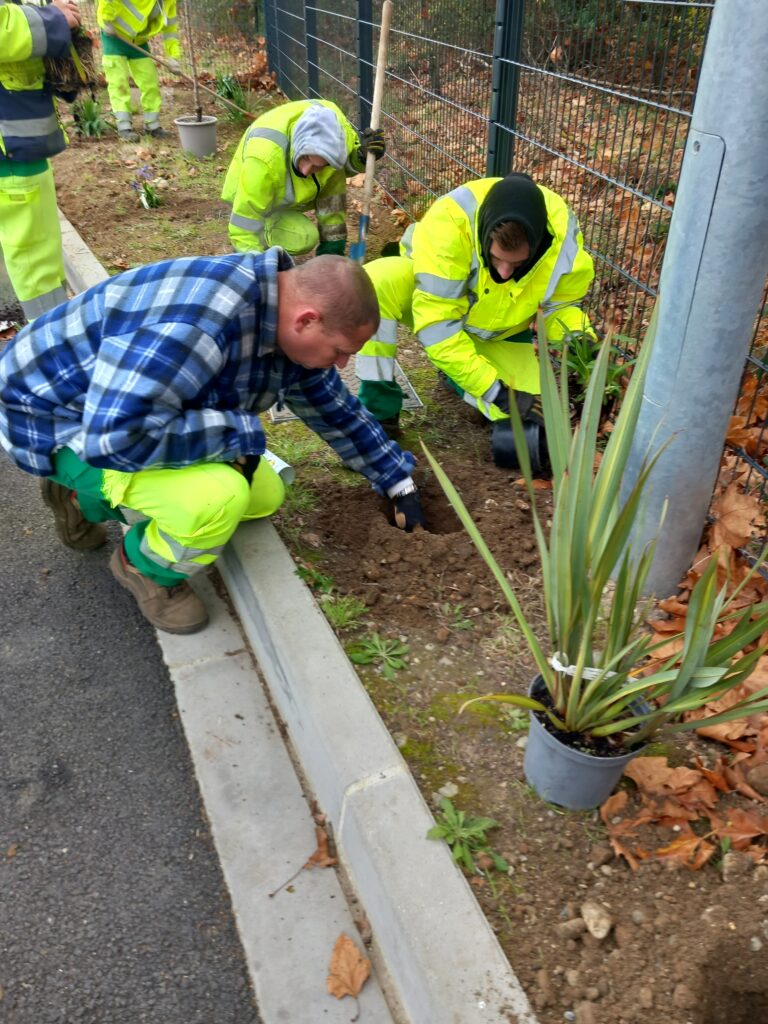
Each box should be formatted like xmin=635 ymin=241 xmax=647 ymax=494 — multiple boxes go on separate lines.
xmin=294 ymin=255 xmax=380 ymax=334
xmin=491 ymin=220 xmax=529 ymax=251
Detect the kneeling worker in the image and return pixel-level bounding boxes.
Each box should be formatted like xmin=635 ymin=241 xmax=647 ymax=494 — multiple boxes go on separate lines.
xmin=356 ymin=173 xmax=596 ymax=468
xmin=222 ymin=98 xmax=385 ymax=257
xmin=0 ymin=251 xmax=424 ymax=635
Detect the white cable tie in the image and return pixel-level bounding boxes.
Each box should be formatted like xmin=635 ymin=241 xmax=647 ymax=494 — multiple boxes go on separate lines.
xmin=549 ymin=652 xmax=616 ymax=682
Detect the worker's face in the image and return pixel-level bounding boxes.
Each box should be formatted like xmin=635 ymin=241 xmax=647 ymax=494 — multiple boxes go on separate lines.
xmin=279 ymin=314 xmax=374 ymax=370
xmin=489 ymin=241 xmax=531 ymax=280
xmin=296 ymin=154 xmax=329 ymax=177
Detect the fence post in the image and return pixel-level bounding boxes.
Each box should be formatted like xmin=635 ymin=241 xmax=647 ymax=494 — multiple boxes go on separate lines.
xmin=357 ymin=0 xmax=374 ymax=130
xmin=305 ymin=0 xmax=319 ymax=97
xmin=263 ymin=0 xmax=285 ymax=93
xmin=486 ymin=0 xmax=524 ymax=177
xmin=623 ymin=0 xmax=768 ymax=596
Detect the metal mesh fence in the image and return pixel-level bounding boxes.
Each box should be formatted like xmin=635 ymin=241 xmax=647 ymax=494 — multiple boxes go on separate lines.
xmin=72 ymin=0 xmax=768 ymax=513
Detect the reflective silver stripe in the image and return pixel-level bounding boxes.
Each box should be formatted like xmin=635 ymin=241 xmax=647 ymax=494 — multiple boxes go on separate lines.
xmin=20 ymin=285 xmax=68 ymax=320
xmin=144 ymin=112 xmax=160 ymax=126
xmin=246 ymin=126 xmax=288 ymax=148
xmin=418 ymin=319 xmax=464 ymax=348
xmin=447 ymin=184 xmax=478 ymax=221
xmin=141 ymin=530 xmax=225 ymax=576
xmin=163 ymin=30 xmax=179 ymax=39
xmin=22 ymin=7 xmax=47 ymax=57
xmin=118 ymin=506 xmax=150 ymax=525
xmin=121 ymin=0 xmax=143 ymax=23
xmin=114 ymin=111 xmax=133 ymax=125
xmin=113 ymin=14 xmax=134 ymax=35
xmin=230 ymin=212 xmax=265 ymax=232
xmin=374 ymin=318 xmax=398 ymax=345
xmin=541 ymin=209 xmax=579 ymax=306
xmin=466 ymin=325 xmax=502 ymax=341
xmin=414 ymin=272 xmax=466 ymax=300
xmin=0 ymin=113 xmax=59 ymax=138
xmin=355 ymin=353 xmax=395 ymax=381
xmin=400 ymin=223 xmax=415 ymax=257
xmin=317 ymin=193 xmax=345 ymax=215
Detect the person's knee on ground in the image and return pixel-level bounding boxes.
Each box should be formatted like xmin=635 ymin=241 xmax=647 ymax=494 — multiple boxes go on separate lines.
xmin=264 ymin=210 xmax=319 ymax=256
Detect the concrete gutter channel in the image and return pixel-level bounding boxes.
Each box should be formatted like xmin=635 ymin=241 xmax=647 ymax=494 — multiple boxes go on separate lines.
xmin=59 ymin=212 xmax=538 ymax=1024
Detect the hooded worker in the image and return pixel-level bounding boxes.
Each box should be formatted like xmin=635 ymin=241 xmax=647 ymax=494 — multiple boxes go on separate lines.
xmin=221 ymin=98 xmax=385 ymax=257
xmin=356 ymin=173 xmax=596 ymax=468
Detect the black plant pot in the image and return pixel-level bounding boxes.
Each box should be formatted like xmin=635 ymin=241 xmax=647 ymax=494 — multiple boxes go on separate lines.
xmin=491 ymin=418 xmax=550 ymax=477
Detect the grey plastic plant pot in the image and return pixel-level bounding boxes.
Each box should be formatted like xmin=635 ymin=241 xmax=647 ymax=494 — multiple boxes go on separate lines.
xmin=174 ymin=115 xmax=218 ymax=157
xmin=523 ymin=677 xmax=644 ymax=810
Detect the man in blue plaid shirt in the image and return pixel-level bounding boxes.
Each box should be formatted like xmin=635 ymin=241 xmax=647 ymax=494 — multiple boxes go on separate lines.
xmin=0 ymin=248 xmax=425 ymax=633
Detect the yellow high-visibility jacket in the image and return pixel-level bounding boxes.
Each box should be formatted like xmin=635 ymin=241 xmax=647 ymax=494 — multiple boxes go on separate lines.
xmin=402 ymin=177 xmax=595 ymax=400
xmin=0 ymin=0 xmax=71 ymax=162
xmin=221 ymin=99 xmax=364 ymax=253
xmin=96 ymin=0 xmax=180 ymax=57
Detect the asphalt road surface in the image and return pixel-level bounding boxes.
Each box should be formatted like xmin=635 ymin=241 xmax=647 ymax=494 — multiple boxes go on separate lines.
xmin=0 ymin=450 xmax=262 ymax=1022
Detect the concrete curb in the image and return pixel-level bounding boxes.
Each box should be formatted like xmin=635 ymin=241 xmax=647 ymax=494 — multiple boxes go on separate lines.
xmin=58 ymin=211 xmax=538 ymax=1024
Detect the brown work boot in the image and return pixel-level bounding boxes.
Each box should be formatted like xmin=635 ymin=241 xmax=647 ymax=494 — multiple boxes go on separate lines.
xmin=109 ymin=546 xmax=209 ymax=634
xmin=40 ymin=479 xmax=107 ymax=551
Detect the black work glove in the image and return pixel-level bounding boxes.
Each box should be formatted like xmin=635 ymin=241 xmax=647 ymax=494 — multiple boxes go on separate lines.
xmin=494 ymin=385 xmax=544 ymax=426
xmin=358 ymin=126 xmax=386 ymax=162
xmin=393 ymin=489 xmax=425 ymax=532
xmin=230 ymin=454 xmax=261 ymax=486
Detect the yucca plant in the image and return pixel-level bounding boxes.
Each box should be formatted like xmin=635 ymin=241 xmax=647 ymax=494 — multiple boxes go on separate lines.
xmin=423 ymin=307 xmax=768 ymax=751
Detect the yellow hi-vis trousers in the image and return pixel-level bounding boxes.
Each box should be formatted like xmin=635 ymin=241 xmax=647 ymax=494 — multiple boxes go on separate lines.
xmin=51 ymin=448 xmax=285 ymax=586
xmin=102 ymin=54 xmax=162 ymax=130
xmin=0 ymin=165 xmax=67 ymax=320
xmin=357 ymin=256 xmax=539 ymax=422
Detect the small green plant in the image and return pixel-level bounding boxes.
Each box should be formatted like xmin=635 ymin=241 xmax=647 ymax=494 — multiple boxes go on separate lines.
xmin=319 ymin=592 xmax=367 ymax=631
xmin=215 ymin=73 xmax=251 ymax=123
xmin=346 ymin=633 xmax=409 ymax=680
xmin=438 ymin=602 xmax=474 ymax=632
xmin=131 ymin=165 xmax=161 ymax=209
xmin=549 ymin=327 xmax=633 ymax=407
xmin=72 ymin=96 xmax=110 ymax=137
xmin=295 ymin=563 xmax=334 ymax=594
xmin=427 ymin=798 xmax=509 ymax=874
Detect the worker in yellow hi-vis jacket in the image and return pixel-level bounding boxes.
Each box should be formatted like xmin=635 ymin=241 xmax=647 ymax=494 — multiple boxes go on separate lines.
xmin=357 ymin=173 xmax=596 ymax=468
xmin=0 ymin=0 xmax=80 ymax=321
xmin=97 ymin=0 xmax=181 ymax=141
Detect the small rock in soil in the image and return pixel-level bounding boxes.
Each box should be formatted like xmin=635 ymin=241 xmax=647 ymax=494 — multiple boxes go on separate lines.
xmin=746 ymin=763 xmax=768 ymax=796
xmin=722 ymin=850 xmax=754 ymax=882
xmin=581 ymin=901 xmax=613 ymax=940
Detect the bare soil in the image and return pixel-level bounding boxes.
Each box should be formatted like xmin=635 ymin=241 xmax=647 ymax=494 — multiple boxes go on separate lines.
xmin=42 ymin=86 xmax=768 ymax=1024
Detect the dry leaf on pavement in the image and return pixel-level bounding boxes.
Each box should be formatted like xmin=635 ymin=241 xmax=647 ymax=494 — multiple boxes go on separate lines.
xmin=326 ymin=932 xmax=371 ymax=1000
xmin=305 ymin=825 xmax=337 ymax=869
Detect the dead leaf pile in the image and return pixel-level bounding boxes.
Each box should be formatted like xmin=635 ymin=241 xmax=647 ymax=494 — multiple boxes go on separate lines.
xmin=600 ymin=755 xmax=768 ymax=870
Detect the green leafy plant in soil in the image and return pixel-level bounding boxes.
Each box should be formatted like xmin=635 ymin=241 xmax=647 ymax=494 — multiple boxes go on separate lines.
xmin=427 ymin=798 xmax=509 ymax=874
xmin=345 ymin=633 xmax=410 ymax=680
xmin=71 ymin=96 xmax=112 ymax=138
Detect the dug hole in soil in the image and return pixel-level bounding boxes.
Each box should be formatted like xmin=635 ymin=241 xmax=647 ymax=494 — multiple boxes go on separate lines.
xmin=47 ymin=84 xmax=768 ymax=1024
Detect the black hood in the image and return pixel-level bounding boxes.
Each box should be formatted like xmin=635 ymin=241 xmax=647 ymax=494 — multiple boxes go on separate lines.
xmin=478 ymin=173 xmax=553 ymax=283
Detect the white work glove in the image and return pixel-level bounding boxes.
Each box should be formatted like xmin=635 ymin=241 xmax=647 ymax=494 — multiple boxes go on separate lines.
xmin=165 ymin=58 xmax=182 ymax=74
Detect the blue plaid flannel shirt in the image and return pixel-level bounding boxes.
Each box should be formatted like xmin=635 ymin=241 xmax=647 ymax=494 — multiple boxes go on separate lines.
xmin=0 ymin=247 xmax=415 ymax=494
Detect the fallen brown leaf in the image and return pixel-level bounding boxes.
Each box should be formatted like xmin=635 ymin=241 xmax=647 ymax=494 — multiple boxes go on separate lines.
xmin=326 ymin=932 xmax=371 ymax=1000
xmin=305 ymin=825 xmax=337 ymax=869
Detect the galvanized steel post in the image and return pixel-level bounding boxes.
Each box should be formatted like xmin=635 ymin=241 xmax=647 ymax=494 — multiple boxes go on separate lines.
xmin=624 ymin=0 xmax=768 ymax=596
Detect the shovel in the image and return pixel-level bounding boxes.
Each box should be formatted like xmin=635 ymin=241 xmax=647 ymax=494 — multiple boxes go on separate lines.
xmin=349 ymin=0 xmax=393 ymax=263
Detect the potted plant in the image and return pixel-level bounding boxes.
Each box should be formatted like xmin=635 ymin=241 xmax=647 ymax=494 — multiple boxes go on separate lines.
xmin=422 ymin=309 xmax=768 ymax=810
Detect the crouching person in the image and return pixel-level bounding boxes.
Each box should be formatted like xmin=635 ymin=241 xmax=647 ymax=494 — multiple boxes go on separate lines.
xmin=0 ymin=250 xmax=424 ymax=634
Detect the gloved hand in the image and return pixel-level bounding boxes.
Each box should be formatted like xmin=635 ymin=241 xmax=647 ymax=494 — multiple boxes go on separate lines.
xmin=230 ymin=454 xmax=261 ymax=485
xmin=393 ymin=489 xmax=425 ymax=532
xmin=316 ymin=240 xmax=346 ymax=256
xmin=165 ymin=58 xmax=182 ymax=74
xmin=357 ymin=126 xmax=386 ymax=162
xmin=494 ymin=384 xmax=543 ymax=426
